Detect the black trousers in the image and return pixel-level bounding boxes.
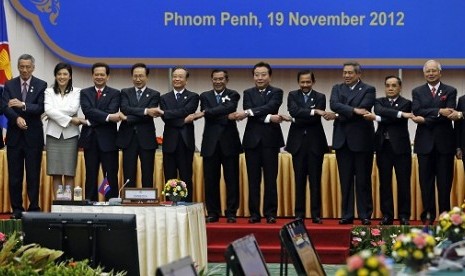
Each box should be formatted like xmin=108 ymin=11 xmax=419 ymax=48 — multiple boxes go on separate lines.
xmin=376 ymin=140 xmax=411 ymax=220
xmin=203 ymin=144 xmax=239 ymax=218
xmin=122 ymin=134 xmax=155 ymax=188
xmin=335 ymin=145 xmax=373 ymax=220
xmin=245 ymin=145 xmax=279 ymax=219
xmin=291 ymin=137 xmax=324 ymax=219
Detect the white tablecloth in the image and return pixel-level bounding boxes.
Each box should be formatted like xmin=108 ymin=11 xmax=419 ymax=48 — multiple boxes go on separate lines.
xmin=51 ymin=203 xmax=208 ymax=276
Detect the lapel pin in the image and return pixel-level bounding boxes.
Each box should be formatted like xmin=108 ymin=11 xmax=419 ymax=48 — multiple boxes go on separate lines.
xmin=395 ymin=104 xmax=398 ymax=107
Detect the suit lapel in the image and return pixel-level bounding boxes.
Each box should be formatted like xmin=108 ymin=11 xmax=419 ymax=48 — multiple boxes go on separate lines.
xmin=347 ymin=83 xmax=362 ymax=105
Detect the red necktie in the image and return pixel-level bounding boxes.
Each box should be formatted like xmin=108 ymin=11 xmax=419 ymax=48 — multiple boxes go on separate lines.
xmin=431 ymin=87 xmax=436 ymax=97
xmin=97 ymin=89 xmax=102 ymax=100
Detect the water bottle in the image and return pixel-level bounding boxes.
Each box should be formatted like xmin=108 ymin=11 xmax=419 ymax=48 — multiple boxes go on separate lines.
xmin=74 ymin=185 xmax=83 ymax=201
xmin=56 ymin=184 xmax=64 ymax=200
xmin=64 ymin=184 xmax=72 ymax=200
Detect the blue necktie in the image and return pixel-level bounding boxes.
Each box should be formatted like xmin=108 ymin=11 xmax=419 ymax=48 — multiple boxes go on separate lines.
xmin=176 ymin=93 xmax=182 ymax=101
xmin=304 ymin=93 xmax=309 ymax=103
xmin=216 ymin=94 xmax=221 ymax=104
xmin=137 ymin=90 xmax=142 ymax=101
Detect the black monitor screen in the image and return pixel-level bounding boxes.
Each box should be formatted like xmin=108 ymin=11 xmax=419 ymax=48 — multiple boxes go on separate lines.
xmin=224 ymin=234 xmax=269 ymax=276
xmin=280 ymin=219 xmax=326 ymax=276
xmin=21 ymin=212 xmax=139 ymax=276
xmin=155 ymin=256 xmax=197 ymax=276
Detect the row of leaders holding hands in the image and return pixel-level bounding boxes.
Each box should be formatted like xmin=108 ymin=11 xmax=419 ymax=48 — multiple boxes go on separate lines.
xmin=1 ymin=55 xmax=462 ymax=226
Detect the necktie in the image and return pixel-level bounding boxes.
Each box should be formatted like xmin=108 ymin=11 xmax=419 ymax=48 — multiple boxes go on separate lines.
xmin=137 ymin=90 xmax=142 ymax=101
xmin=21 ymin=82 xmax=28 ymax=101
xmin=303 ymin=93 xmax=309 ymax=103
xmin=176 ymin=93 xmax=182 ymax=101
xmin=259 ymin=89 xmax=266 ymax=100
xmin=389 ymin=99 xmax=394 ymax=106
xmin=216 ymin=94 xmax=221 ymax=104
xmin=97 ymin=89 xmax=102 ymax=100
xmin=431 ymin=87 xmax=436 ymax=97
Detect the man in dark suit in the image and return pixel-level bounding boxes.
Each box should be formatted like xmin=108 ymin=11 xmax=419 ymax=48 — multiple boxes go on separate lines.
xmin=156 ymin=67 xmax=199 ymax=202
xmin=117 ymin=63 xmax=160 ymax=188
xmin=285 ymin=70 xmax=330 ymax=224
xmin=364 ymin=76 xmax=413 ymax=225
xmin=78 ymin=62 xmax=122 ymax=201
xmin=194 ymin=69 xmax=242 ymax=223
xmin=330 ymin=61 xmax=375 ymax=225
xmin=411 ymin=60 xmax=456 ymax=224
xmin=453 ymin=95 xmax=465 ymax=177
xmin=0 ymin=86 xmax=4 ymax=149
xmin=1 ymin=54 xmax=47 ymax=219
xmin=233 ymin=61 xmax=285 ymax=224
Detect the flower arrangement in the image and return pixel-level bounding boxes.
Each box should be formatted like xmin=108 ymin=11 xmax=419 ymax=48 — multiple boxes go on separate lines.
xmin=335 ymin=250 xmax=391 ymax=276
xmin=162 ymin=179 xmax=188 ymax=202
xmin=437 ymin=206 xmax=465 ymax=243
xmin=156 ymin=136 xmax=163 ymax=145
xmin=350 ymin=225 xmax=405 ymax=257
xmin=392 ymin=228 xmax=436 ymax=272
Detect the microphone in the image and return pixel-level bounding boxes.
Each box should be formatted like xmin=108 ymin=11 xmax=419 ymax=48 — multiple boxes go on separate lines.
xmin=109 ymin=179 xmax=130 ymax=205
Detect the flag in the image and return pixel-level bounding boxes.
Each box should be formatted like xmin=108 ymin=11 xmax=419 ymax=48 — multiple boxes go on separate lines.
xmin=0 ymin=1 xmax=12 ymax=129
xmin=98 ymin=177 xmax=111 ymax=196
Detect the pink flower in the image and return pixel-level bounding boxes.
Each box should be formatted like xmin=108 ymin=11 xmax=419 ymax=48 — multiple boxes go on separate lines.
xmin=451 ymin=213 xmax=463 ymax=225
xmin=0 ymin=232 xmax=5 ymax=242
xmin=371 ymin=228 xmax=381 ymax=236
xmin=351 ymin=237 xmax=362 ymax=246
xmin=413 ymin=235 xmax=427 ymax=249
xmin=440 ymin=95 xmax=447 ymax=101
xmin=347 ymin=255 xmax=364 ymax=271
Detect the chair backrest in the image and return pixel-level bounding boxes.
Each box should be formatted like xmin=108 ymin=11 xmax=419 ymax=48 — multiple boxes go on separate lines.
xmin=279 ymin=218 xmax=326 ymax=276
xmin=155 ymin=256 xmax=198 ymax=276
xmin=224 ymin=234 xmax=270 ymax=276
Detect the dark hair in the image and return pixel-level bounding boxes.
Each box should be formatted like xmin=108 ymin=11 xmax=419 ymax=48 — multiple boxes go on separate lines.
xmin=343 ymin=61 xmax=361 ymax=74
xmin=53 ymin=62 xmax=73 ymax=95
xmin=211 ymin=69 xmax=229 ymax=80
xmin=172 ymin=66 xmax=189 ymax=78
xmin=384 ymin=75 xmax=402 ymax=86
xmin=131 ymin=63 xmax=149 ymax=75
xmin=91 ymin=62 xmax=110 ymax=75
xmin=297 ymin=70 xmax=315 ymax=82
xmin=252 ymin=61 xmax=272 ymax=76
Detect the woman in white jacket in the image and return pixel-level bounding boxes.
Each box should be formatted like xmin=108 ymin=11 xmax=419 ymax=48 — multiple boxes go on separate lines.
xmin=44 ymin=63 xmax=85 ymax=197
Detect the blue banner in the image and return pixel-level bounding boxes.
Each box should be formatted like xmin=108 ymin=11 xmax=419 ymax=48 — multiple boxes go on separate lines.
xmin=9 ymin=0 xmax=465 ymax=68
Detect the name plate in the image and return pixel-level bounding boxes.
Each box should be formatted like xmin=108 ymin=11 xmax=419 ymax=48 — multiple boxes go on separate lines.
xmin=122 ymin=188 xmax=159 ymax=205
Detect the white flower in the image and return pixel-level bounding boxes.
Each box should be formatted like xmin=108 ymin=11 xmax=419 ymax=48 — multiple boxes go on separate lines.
xmin=222 ymin=96 xmax=231 ymax=103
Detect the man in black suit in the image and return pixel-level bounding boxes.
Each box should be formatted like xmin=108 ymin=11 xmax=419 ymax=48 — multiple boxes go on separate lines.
xmin=330 ymin=61 xmax=375 ymax=225
xmin=411 ymin=60 xmax=456 ymax=224
xmin=453 ymin=95 xmax=465 ymax=178
xmin=233 ymin=61 xmax=285 ymax=224
xmin=1 ymin=54 xmax=47 ymax=219
xmin=285 ymin=70 xmax=330 ymax=224
xmin=364 ymin=76 xmax=413 ymax=225
xmin=155 ymin=67 xmax=199 ymax=202
xmin=117 ymin=63 xmax=160 ymax=188
xmin=0 ymin=86 xmax=4 ymax=149
xmin=78 ymin=62 xmax=122 ymax=201
xmin=195 ymin=69 xmax=242 ymax=223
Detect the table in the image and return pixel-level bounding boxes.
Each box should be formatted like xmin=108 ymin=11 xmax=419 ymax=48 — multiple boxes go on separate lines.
xmin=51 ymin=203 xmax=207 ymax=276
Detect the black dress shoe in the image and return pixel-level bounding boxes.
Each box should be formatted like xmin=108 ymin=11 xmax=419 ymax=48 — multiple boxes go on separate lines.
xmin=266 ymin=216 xmax=277 ymax=224
xmin=248 ymin=217 xmax=261 ymax=223
xmin=295 ymin=216 xmax=305 ymax=221
xmin=205 ymin=216 xmax=219 ymax=223
xmin=379 ymin=217 xmax=393 ymax=225
xmin=361 ymin=219 xmax=371 ymax=225
xmin=339 ymin=218 xmax=353 ymax=224
xmin=10 ymin=211 xmax=22 ymax=219
xmin=227 ymin=217 xmax=237 ymax=223
xmin=312 ymin=217 xmax=322 ymax=224
xmin=400 ymin=218 xmax=410 ymax=225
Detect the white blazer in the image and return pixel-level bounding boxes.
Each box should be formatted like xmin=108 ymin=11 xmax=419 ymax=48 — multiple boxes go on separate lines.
xmin=44 ymin=87 xmax=81 ymax=139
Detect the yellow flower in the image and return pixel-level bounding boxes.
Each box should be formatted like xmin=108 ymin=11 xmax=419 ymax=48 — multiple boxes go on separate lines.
xmin=357 ymin=268 xmax=369 ymax=276
xmin=412 ymin=250 xmax=424 ymax=260
xmin=366 ymin=256 xmax=379 ymax=268
xmin=335 ymin=269 xmax=348 ymax=276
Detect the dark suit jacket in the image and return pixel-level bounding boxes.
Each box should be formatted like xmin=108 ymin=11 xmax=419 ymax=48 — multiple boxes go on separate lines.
xmin=116 ymin=87 xmax=160 ymax=150
xmin=160 ymin=90 xmax=199 ymax=153
xmin=242 ymin=85 xmax=285 ymax=149
xmin=374 ymin=96 xmax=412 ymax=155
xmin=78 ymin=86 xmax=121 ymax=152
xmin=330 ymin=81 xmax=376 ymax=152
xmin=455 ymin=95 xmax=465 ymax=151
xmin=200 ymin=89 xmax=242 ymax=157
xmin=412 ymin=83 xmax=456 ymax=154
xmin=285 ymin=89 xmax=329 ymax=155
xmin=0 ymin=86 xmax=4 ymax=149
xmin=1 ymin=76 xmax=47 ymax=148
